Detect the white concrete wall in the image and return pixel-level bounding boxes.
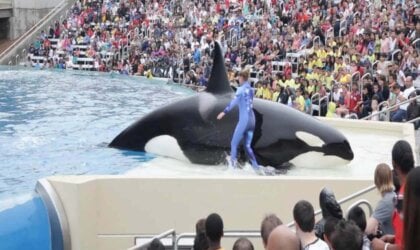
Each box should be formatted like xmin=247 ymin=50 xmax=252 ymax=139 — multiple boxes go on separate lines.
xmin=47 ymin=176 xmax=380 ymax=250
xmin=10 ymin=0 xmax=63 ymax=39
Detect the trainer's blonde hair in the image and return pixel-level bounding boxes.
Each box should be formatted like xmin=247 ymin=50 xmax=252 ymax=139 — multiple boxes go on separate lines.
xmin=374 ymin=163 xmax=394 ymax=194
xmin=238 ymin=69 xmax=250 ymax=80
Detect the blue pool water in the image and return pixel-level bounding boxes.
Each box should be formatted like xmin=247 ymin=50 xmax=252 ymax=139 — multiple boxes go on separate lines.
xmin=0 ymin=68 xmax=193 ymax=202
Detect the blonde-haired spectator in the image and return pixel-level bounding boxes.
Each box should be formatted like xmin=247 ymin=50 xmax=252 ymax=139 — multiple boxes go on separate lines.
xmin=366 ymin=163 xmax=396 ymax=236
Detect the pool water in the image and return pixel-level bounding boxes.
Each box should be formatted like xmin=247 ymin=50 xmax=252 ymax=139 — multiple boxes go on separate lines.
xmin=0 ymin=68 xmax=193 ymax=202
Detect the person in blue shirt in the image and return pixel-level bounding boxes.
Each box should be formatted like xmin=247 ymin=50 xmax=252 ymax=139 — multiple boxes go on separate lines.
xmin=217 ymin=69 xmax=263 ymax=174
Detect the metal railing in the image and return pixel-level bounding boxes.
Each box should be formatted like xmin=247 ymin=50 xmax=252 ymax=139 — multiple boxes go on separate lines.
xmin=346 ymin=113 xmax=359 ymax=119
xmin=128 ymin=229 xmax=176 ymax=250
xmin=407 ymin=116 xmax=420 ymax=124
xmin=346 ymin=199 xmax=374 ymax=217
xmin=362 ymin=95 xmax=420 ymax=121
xmin=310 ymin=93 xmax=320 ymax=115
xmin=391 ymin=49 xmax=401 ymax=62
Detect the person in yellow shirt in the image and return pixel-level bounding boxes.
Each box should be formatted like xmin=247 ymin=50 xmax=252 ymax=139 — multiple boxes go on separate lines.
xmin=262 ymin=84 xmax=272 ymax=100
xmin=294 ymin=88 xmax=305 ymax=112
xmin=307 ymin=79 xmax=316 ymax=95
xmin=255 ymin=82 xmax=263 ymax=98
xmin=277 ymin=75 xmax=286 ymax=88
xmin=285 ymin=75 xmax=297 ymax=90
xmin=272 ymin=84 xmax=281 ymax=102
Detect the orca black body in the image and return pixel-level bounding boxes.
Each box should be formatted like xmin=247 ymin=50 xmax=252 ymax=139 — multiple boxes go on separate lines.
xmin=109 ymin=42 xmax=354 ymax=169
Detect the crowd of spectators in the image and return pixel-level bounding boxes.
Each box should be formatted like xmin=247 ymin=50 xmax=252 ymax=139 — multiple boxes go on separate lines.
xmin=141 ymin=140 xmax=417 ymax=250
xmin=26 ymin=0 xmax=420 ymax=122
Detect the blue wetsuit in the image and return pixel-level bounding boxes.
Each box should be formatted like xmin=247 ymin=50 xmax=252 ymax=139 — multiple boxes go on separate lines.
xmin=223 ymin=81 xmax=259 ymax=169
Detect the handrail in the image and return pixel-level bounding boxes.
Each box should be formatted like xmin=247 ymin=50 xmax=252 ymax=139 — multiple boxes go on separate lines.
xmin=346 ymin=113 xmax=359 ymax=119
xmin=391 ymin=49 xmax=401 ymax=62
xmin=313 ymin=36 xmax=321 ymax=46
xmin=346 ymin=199 xmax=374 ymax=217
xmin=128 ymin=229 xmax=176 ymax=250
xmin=318 ymin=96 xmax=329 ymax=117
xmin=362 ymin=95 xmax=420 ymax=120
xmin=406 ymin=116 xmax=420 ymax=124
xmin=0 ymin=0 xmax=71 ymax=62
xmin=310 ymin=93 xmax=320 ymax=115
xmin=339 ymin=27 xmax=346 ymax=37
xmin=174 ymin=231 xmax=261 ymax=250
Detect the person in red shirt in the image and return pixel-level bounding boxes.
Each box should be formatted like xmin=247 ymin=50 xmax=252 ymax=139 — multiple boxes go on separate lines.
xmin=403 ymin=167 xmax=420 ymax=250
xmin=348 ymin=82 xmax=361 ymax=114
xmin=372 ymin=140 xmax=415 ymax=250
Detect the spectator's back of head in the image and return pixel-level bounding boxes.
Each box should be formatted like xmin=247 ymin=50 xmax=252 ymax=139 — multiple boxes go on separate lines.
xmin=293 ymin=200 xmax=315 ymax=233
xmin=194 ymin=218 xmax=209 ymax=250
xmin=323 ymin=217 xmax=341 ymax=248
xmin=374 ymin=163 xmax=394 ymax=194
xmin=330 ymin=220 xmax=363 ymax=250
xmin=205 ymin=213 xmax=224 ymax=243
xmin=261 ymin=214 xmax=283 ymax=247
xmin=233 ymin=237 xmax=254 ymax=250
xmin=392 ymin=140 xmax=414 ymax=175
xmin=148 ymin=238 xmax=165 ymax=250
xmin=267 ymin=225 xmax=300 ymax=250
xmin=347 ymin=206 xmax=367 ymax=232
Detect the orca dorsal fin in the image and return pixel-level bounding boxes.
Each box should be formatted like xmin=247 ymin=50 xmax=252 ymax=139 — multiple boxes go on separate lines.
xmin=205 ymin=42 xmax=234 ymax=94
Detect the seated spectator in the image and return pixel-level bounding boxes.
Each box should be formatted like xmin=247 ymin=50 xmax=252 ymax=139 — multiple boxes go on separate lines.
xmin=366 ymin=163 xmax=396 ymax=236
xmin=314 ymin=187 xmax=344 ymax=240
xmin=267 ymin=225 xmax=300 ymax=250
xmin=233 ymin=237 xmax=254 ymax=250
xmin=403 ymin=167 xmax=420 ymax=250
xmin=330 ymin=220 xmax=364 ymax=250
xmin=293 ymin=200 xmax=329 ymax=249
xmin=261 ymin=214 xmax=283 ymax=249
xmin=390 ymin=85 xmax=408 ymax=122
xmin=205 ymin=213 xmax=224 ymax=250
xmin=347 ymin=206 xmax=371 ymax=250
xmin=193 ymin=218 xmax=209 ymax=250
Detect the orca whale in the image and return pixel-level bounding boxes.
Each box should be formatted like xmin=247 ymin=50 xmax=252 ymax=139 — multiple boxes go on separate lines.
xmin=109 ymin=42 xmax=354 ymax=169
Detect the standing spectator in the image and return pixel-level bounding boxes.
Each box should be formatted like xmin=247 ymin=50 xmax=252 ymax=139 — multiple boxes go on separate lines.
xmin=293 ymin=200 xmax=329 ymax=250
xmin=330 ymin=220 xmax=364 ymax=250
xmin=193 ymin=218 xmax=209 ymax=250
xmin=366 ymin=163 xmax=396 ymax=236
xmin=267 ymin=225 xmax=300 ymax=250
xmin=403 ymin=167 xmax=420 ymax=250
xmin=205 ymin=213 xmax=224 ymax=250
xmin=347 ymin=206 xmax=371 ymax=250
xmin=233 ymin=237 xmax=254 ymax=250
xmin=261 ymin=214 xmax=283 ymax=249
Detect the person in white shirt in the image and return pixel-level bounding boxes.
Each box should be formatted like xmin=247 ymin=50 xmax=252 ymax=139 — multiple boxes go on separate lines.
xmin=293 ymin=200 xmax=329 ymax=250
xmin=391 ymin=76 xmax=415 ymax=122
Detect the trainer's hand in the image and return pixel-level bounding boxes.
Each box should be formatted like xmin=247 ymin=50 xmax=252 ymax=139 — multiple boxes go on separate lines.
xmin=217 ymin=112 xmax=225 ymax=120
